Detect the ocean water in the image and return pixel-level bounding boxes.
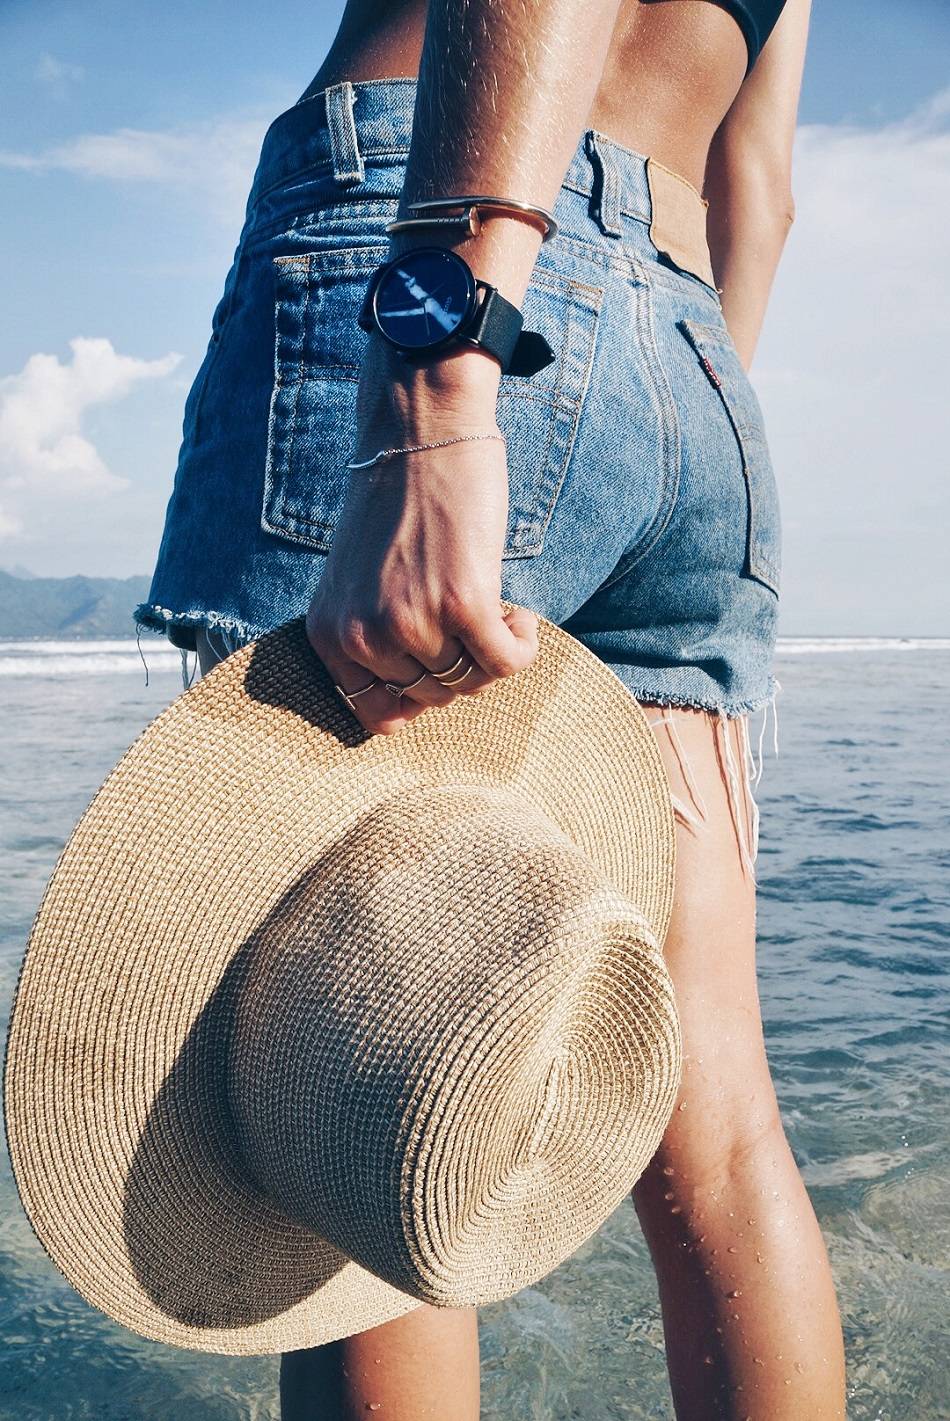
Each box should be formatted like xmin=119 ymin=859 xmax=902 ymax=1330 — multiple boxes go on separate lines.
xmin=0 ymin=638 xmax=947 ymax=1421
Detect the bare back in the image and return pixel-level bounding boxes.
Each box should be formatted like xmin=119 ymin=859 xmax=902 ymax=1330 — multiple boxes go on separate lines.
xmin=303 ymin=0 xmax=750 ymax=190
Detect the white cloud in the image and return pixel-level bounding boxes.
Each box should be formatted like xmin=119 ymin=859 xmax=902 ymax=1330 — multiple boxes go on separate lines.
xmin=0 ymin=113 xmax=268 ymax=224
xmin=0 ymin=338 xmax=181 ymax=545
xmin=755 ymin=89 xmax=950 ymax=634
xmin=34 ymin=52 xmax=85 ymax=91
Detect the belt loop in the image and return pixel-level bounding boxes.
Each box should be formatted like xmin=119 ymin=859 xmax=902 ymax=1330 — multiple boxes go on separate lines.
xmin=325 ymin=81 xmax=365 ymax=187
xmin=584 ymin=131 xmax=623 ymax=238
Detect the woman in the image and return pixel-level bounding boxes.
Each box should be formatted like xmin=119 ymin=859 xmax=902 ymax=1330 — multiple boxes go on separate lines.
xmin=135 ymin=0 xmax=847 ymax=1415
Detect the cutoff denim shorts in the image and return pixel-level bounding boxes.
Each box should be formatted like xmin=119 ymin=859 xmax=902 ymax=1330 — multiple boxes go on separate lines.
xmin=134 ymin=77 xmax=781 ymax=716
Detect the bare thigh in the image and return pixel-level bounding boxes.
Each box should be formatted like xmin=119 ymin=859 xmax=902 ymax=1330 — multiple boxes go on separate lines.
xmin=641 ymin=703 xmax=775 ymax=1153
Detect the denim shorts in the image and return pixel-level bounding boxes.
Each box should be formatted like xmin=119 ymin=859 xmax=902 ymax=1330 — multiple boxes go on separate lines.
xmin=134 ymin=77 xmax=781 ymax=716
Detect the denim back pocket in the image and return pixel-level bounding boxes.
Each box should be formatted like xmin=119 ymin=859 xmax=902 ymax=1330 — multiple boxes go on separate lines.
xmin=679 ymin=319 xmax=781 ymax=596
xmin=261 ymin=247 xmax=603 ymax=555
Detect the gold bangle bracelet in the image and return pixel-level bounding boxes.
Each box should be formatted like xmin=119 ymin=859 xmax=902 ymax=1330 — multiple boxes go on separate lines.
xmin=386 ymin=195 xmax=559 ymax=244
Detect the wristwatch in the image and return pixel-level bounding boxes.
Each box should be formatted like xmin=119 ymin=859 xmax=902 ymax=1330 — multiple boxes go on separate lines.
xmin=357 ymin=246 xmax=555 ymax=378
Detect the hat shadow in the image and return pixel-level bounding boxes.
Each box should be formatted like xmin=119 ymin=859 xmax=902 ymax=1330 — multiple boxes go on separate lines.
xmin=241 ymin=617 xmax=371 ymax=746
xmin=121 ymin=860 xmax=355 ymax=1334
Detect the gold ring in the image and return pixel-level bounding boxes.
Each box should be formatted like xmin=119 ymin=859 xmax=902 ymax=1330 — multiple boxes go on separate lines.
xmin=438 ymin=662 xmax=474 ymax=688
xmin=431 ymin=653 xmax=467 ymax=684
xmin=333 ymin=676 xmax=378 ymax=710
xmin=382 ymin=671 xmax=428 ymax=698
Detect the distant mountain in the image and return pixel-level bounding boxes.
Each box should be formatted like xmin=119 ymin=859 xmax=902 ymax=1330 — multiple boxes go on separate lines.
xmin=0 ymin=570 xmax=151 ymax=638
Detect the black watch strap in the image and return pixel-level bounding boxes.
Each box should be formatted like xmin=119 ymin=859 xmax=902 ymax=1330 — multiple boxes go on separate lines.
xmin=357 ymin=257 xmax=556 ymax=378
xmin=468 ymin=284 xmax=555 ymax=377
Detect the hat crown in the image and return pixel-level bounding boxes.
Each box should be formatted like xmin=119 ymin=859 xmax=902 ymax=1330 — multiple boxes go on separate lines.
xmin=229 ymin=784 xmax=677 ymax=1305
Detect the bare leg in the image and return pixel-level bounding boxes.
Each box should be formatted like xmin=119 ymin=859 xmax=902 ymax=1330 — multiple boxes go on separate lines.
xmin=633 ymin=704 xmax=846 ymax=1420
xmin=279 ymin=1304 xmax=480 ymax=1421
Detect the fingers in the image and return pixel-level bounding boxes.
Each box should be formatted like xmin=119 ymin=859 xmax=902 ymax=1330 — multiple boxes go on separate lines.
xmin=454 ymin=602 xmax=540 ymax=681
xmin=307 ymin=602 xmax=540 ymax=737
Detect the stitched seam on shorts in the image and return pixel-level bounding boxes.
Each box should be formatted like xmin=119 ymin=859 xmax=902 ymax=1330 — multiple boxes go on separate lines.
xmin=504 ymin=278 xmax=603 ymax=555
xmin=251 ymin=149 xmax=411 ymax=206
xmin=596 ymin=275 xmax=681 ymax=591
xmin=559 ymin=179 xmax=651 ymax=227
xmin=190 ymin=247 xmax=246 ymax=439
xmin=681 ymin=319 xmax=781 ymax=592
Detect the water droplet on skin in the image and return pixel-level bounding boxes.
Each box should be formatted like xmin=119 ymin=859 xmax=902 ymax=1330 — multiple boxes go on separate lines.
xmin=747 ymin=1218 xmax=755 ymax=1225
xmin=368 ymin=1404 xmax=383 ymax=1412
xmin=727 ymin=1245 xmax=738 ymax=1253
xmin=728 ymin=1211 xmax=735 ymax=1218
xmin=795 ymin=1362 xmax=805 ymax=1374
xmin=704 ymin=1355 xmax=714 ymax=1365
xmin=727 ymin=1289 xmax=741 ymax=1298
xmin=755 ymin=1253 xmax=764 ymax=1264
xmin=731 ymin=1313 xmax=740 ymax=1321
xmin=664 ymin=1190 xmax=675 ymax=1200
xmin=678 ymin=1101 xmax=687 ymax=1111
xmin=670 ymin=1204 xmax=683 ymax=1214
xmin=784 ymin=1378 xmax=792 ymax=1386
xmin=753 ymin=1357 xmax=764 ymax=1367
xmin=663 ymin=1166 xmax=675 ymax=1176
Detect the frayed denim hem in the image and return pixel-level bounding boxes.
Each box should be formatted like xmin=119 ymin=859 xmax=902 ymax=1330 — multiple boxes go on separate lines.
xmin=132 ymin=604 xmax=263 ymax=690
xmin=132 ymin=602 xmax=266 ymax=646
xmin=644 ymin=682 xmax=782 ymax=881
xmin=618 ymin=672 xmax=780 ymax=721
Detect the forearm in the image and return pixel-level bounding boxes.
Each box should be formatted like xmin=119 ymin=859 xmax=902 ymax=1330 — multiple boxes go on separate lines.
xmin=361 ymin=0 xmax=622 ymax=411
xmin=705 ymin=159 xmax=795 ymax=368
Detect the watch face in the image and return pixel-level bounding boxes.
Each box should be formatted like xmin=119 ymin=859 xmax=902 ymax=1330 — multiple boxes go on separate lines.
xmin=372 ymin=248 xmax=476 ymax=351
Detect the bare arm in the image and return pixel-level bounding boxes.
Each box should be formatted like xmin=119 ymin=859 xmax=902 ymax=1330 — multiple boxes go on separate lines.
xmin=704 ymin=0 xmax=812 ymax=367
xmin=358 ymin=0 xmax=626 ymax=421
xmin=307 ymin=0 xmax=624 ymax=735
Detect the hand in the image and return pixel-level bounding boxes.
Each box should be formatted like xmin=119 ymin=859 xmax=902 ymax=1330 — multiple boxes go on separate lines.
xmin=305 ymin=394 xmax=539 ymax=736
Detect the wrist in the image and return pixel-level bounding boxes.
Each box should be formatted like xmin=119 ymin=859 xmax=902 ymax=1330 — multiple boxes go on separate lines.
xmin=356 ymin=335 xmax=501 ymax=447
xmin=386 ymin=215 xmax=542 ymax=308
xmin=355 ymin=215 xmax=546 ymax=429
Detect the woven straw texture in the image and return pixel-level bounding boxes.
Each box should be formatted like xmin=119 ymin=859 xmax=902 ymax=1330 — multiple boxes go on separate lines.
xmin=4 ymin=614 xmax=679 ymax=1356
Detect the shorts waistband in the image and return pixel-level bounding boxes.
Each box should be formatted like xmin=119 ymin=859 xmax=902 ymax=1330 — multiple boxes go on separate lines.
xmin=246 ymin=77 xmax=715 ymax=290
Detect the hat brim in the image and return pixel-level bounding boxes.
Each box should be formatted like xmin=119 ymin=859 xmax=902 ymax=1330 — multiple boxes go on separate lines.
xmin=3 ymin=615 xmax=675 ymax=1354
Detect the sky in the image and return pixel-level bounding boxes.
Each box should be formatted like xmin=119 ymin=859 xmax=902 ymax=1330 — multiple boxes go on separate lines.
xmin=0 ymin=0 xmax=947 ymax=635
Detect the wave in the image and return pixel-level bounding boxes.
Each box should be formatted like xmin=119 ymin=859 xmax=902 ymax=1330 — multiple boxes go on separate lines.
xmin=776 ymin=637 xmax=950 ymax=654
xmin=1 ymin=636 xmax=948 ymax=678
xmin=0 ymin=639 xmax=181 ymax=677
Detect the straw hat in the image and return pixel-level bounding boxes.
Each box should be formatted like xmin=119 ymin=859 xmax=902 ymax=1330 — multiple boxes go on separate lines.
xmin=3 ymin=613 xmax=680 ymax=1356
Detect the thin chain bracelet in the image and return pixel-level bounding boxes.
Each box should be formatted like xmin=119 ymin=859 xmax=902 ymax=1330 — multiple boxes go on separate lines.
xmin=347 ymin=431 xmax=506 ymax=471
